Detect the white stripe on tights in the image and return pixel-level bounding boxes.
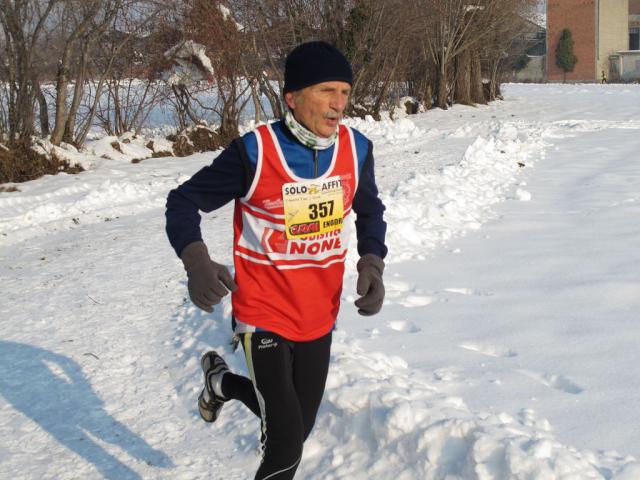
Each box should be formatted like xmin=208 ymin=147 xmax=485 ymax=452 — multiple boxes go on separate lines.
xmin=261 ymin=456 xmax=301 ymax=480
xmin=244 ymin=333 xmax=268 ymax=457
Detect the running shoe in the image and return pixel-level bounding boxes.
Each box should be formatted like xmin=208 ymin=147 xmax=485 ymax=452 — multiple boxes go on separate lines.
xmin=198 ymin=351 xmax=229 ymax=422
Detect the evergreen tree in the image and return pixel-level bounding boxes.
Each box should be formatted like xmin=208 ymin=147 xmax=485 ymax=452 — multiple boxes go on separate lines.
xmin=555 ymin=29 xmax=578 ymax=82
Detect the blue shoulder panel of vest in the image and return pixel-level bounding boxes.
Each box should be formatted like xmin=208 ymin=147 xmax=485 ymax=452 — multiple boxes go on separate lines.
xmin=350 ymin=127 xmax=371 ymax=171
xmin=241 ymin=130 xmax=258 ymax=169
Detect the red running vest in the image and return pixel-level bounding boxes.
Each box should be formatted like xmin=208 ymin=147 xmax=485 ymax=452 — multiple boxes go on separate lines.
xmin=232 ymin=123 xmax=359 ymax=341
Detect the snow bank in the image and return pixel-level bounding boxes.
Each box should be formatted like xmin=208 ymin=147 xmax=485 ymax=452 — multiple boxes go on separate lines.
xmin=0 ymin=151 xmax=210 ymax=245
xmin=0 ymin=176 xmax=163 ymax=242
xmin=383 ymin=122 xmax=543 ymax=262
xmin=29 ymin=132 xmax=168 ymax=172
xmin=344 ymin=116 xmax=425 ymax=144
xmin=298 ymin=332 xmax=636 ymax=479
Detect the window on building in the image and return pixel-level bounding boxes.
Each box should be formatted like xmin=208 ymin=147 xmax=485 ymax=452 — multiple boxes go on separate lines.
xmin=526 ymin=31 xmax=547 ymax=57
xmin=631 ymin=28 xmax=640 ymax=50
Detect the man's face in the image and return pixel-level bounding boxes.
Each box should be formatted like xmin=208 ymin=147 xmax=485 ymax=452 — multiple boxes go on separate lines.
xmin=284 ymin=81 xmax=351 ymax=138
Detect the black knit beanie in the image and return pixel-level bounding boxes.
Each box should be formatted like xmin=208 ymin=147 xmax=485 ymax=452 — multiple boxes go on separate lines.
xmin=283 ymin=41 xmax=353 ymax=94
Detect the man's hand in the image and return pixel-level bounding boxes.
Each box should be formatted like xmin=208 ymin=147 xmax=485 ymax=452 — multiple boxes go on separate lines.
xmin=180 ymin=241 xmax=238 ymax=312
xmin=354 ymin=254 xmax=385 ymax=316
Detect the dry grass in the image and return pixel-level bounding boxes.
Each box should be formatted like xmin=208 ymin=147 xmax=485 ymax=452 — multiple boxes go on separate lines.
xmin=172 ymin=125 xmax=223 ymax=157
xmin=0 ymin=140 xmax=84 ymax=184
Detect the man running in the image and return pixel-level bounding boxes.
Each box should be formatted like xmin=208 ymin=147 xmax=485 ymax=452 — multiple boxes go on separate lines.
xmin=166 ymin=41 xmax=387 ymax=479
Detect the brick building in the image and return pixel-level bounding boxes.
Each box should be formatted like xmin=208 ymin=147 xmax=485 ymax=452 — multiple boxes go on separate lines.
xmin=547 ymin=0 xmax=634 ymax=82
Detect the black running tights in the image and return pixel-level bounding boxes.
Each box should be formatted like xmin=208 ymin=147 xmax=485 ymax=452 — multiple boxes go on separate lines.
xmin=221 ymin=330 xmax=332 ymax=480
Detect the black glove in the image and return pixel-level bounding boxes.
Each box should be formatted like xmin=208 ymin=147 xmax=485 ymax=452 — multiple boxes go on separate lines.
xmin=180 ymin=241 xmax=238 ymax=312
xmin=354 ymin=254 xmax=385 ymax=316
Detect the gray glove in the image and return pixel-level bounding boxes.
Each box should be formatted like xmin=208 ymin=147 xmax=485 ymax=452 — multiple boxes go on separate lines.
xmin=180 ymin=241 xmax=238 ymax=312
xmin=354 ymin=254 xmax=385 ymax=316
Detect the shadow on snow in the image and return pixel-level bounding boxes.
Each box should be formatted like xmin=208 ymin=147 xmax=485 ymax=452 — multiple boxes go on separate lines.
xmin=0 ymin=341 xmax=173 ymax=479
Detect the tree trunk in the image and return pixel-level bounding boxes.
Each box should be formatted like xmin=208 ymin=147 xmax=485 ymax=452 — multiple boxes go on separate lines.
xmin=13 ymin=54 xmax=37 ymax=141
xmin=488 ymin=59 xmax=501 ymax=101
xmin=470 ymin=50 xmax=486 ymax=105
xmin=373 ymin=49 xmax=401 ymax=118
xmin=50 ymin=50 xmax=73 ymax=145
xmin=250 ymin=79 xmax=261 ymax=124
xmin=436 ymin=63 xmax=448 ymax=110
xmin=18 ymin=79 xmax=37 ymax=141
xmin=63 ymin=80 xmax=84 ymax=144
xmin=76 ymin=75 xmax=108 ymax=146
xmin=63 ymin=45 xmax=90 ymax=145
xmin=36 ymin=83 xmax=50 ymax=137
xmin=423 ymin=82 xmax=433 ymax=110
xmin=454 ymin=49 xmax=472 ymax=106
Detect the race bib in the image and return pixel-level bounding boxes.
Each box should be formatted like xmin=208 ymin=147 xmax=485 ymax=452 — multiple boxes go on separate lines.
xmin=282 ymin=176 xmax=344 ymax=239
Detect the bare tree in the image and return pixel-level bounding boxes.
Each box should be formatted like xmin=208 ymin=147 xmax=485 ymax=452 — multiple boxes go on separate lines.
xmin=233 ymin=0 xmax=287 ymax=121
xmin=0 ymin=0 xmax=60 ymax=143
xmin=179 ymin=0 xmax=254 ymax=143
xmin=50 ymin=1 xmax=106 ymax=145
xmin=479 ymin=0 xmax=537 ymax=101
xmin=417 ymin=0 xmax=496 ymax=109
xmin=50 ymin=0 xmax=167 ymax=146
xmin=414 ymin=0 xmax=536 ymax=109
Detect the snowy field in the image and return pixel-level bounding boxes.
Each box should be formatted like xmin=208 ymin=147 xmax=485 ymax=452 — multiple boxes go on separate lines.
xmin=1 ymin=83 xmax=640 ymax=479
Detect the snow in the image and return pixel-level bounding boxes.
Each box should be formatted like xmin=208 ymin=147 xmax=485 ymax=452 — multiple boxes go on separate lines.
xmin=2 ymin=83 xmax=640 ymax=479
xmin=164 ymin=40 xmax=214 ymax=86
xmin=85 ymin=135 xmax=155 ymax=163
xmin=27 ymin=132 xmax=174 ymax=175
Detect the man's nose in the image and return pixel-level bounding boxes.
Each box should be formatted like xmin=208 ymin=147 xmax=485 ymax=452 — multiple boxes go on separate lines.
xmin=330 ymin=92 xmax=348 ymax=113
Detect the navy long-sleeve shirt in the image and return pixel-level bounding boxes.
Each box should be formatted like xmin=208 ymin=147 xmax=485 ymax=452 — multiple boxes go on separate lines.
xmin=166 ymin=120 xmax=387 ymax=259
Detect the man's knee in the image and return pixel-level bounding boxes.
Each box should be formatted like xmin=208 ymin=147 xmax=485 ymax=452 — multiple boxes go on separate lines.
xmin=265 ymin=422 xmax=304 ymax=457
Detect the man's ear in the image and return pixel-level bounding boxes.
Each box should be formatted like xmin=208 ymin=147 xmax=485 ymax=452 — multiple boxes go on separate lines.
xmin=284 ymin=91 xmax=296 ymax=110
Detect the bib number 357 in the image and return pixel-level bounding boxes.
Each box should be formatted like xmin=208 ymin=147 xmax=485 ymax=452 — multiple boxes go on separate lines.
xmin=308 ymin=200 xmax=335 ymax=220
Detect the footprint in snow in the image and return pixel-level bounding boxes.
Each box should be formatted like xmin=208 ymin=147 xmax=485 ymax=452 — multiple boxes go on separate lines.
xmin=384 ymin=278 xmax=412 ymax=299
xmin=433 ymin=367 xmax=462 ymax=382
xmin=366 ymin=327 xmax=381 ymax=338
xmin=519 ymin=408 xmax=552 ymax=431
xmin=397 ymin=295 xmax=434 ymax=307
xmin=518 ymin=369 xmax=584 ymax=395
xmin=385 ymin=277 xmax=434 ymax=308
xmin=387 ymin=320 xmax=421 ymax=334
xmin=459 ymin=342 xmax=518 ymax=358
xmin=444 ymin=287 xmax=493 ymax=296
xmin=445 ymin=287 xmax=474 ymax=295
